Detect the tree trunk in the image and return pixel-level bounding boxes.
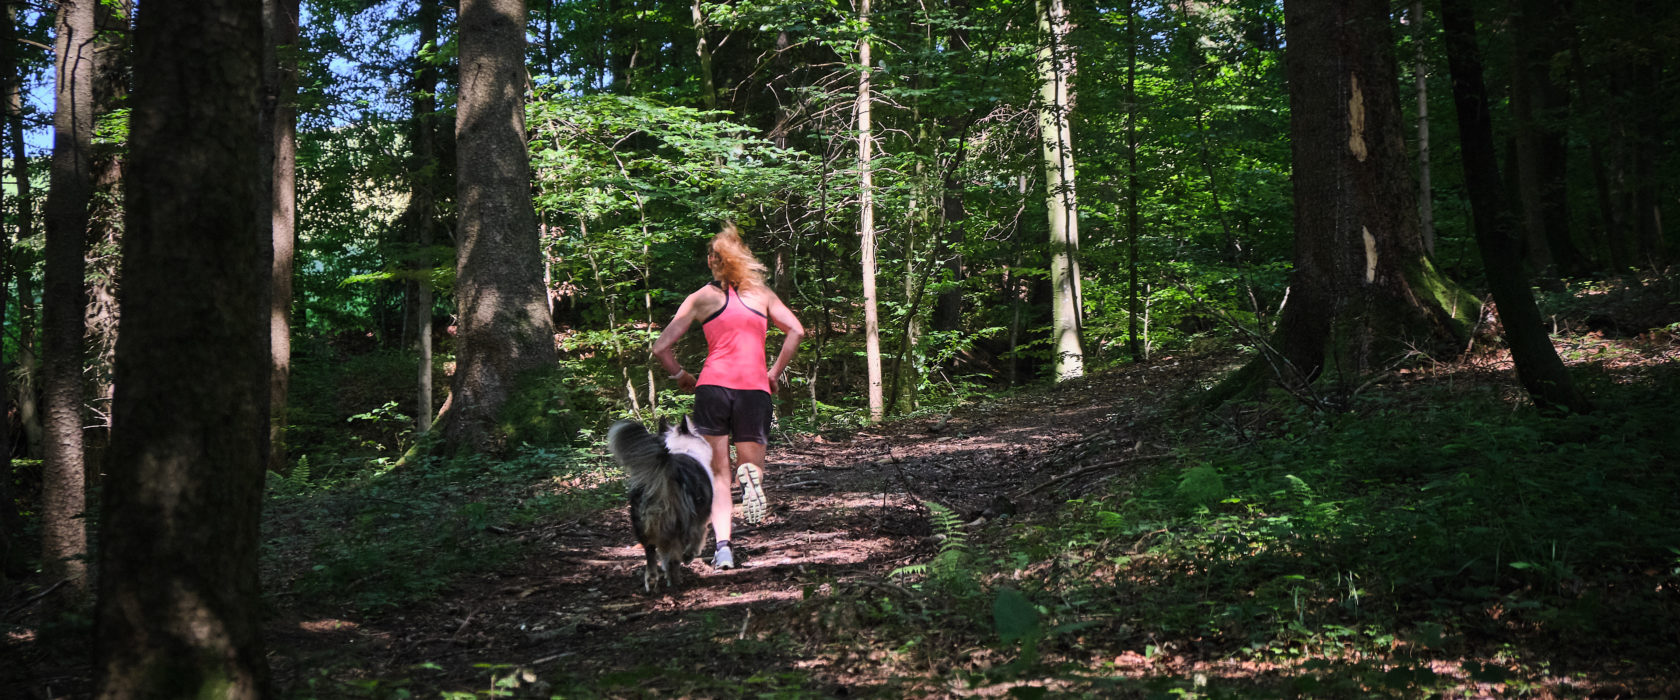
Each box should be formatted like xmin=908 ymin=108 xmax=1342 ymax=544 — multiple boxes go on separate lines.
xmin=1625 ymin=63 xmax=1664 ymax=267
xmin=1037 ymin=0 xmax=1084 ymax=381
xmin=84 ymin=0 xmax=129 ymax=453
xmin=2 ymin=2 xmax=41 ymax=461
xmin=858 ymin=0 xmax=883 ymax=423
xmin=94 ymin=0 xmax=271 ymax=695
xmin=1412 ymin=0 xmax=1435 ymax=257
xmin=263 ymin=0 xmax=299 ymax=472
xmin=1234 ymin=0 xmax=1475 ymax=403
xmin=1126 ymin=0 xmax=1143 ymax=362
xmin=0 ymin=88 xmax=13 ymax=579
xmin=692 ymin=0 xmax=718 ymax=111
xmin=444 ymin=0 xmax=559 ymax=453
xmin=1437 ymin=0 xmax=1588 ymax=413
xmin=408 ymin=0 xmax=442 ymax=434
xmin=1510 ymin=0 xmax=1585 ymax=277
xmin=41 ymin=0 xmax=97 ymax=599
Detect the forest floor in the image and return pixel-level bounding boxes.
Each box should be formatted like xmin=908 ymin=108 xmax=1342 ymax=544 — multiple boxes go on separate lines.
xmin=260 ymin=356 xmax=1201 ymax=698
xmin=7 ymin=278 xmax=1680 ymax=698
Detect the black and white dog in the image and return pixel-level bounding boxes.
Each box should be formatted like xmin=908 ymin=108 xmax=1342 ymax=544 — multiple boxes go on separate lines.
xmin=606 ymin=417 xmax=715 ymax=592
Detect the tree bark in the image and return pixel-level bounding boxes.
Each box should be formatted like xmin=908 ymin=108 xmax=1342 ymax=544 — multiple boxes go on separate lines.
xmin=1 ymin=1 xmax=41 ymax=466
xmin=1037 ymin=0 xmax=1084 ymax=381
xmin=445 ymin=0 xmax=559 ymax=452
xmin=692 ymin=0 xmax=718 ymax=111
xmin=41 ymin=0 xmax=97 ymax=598
xmin=1412 ymin=0 xmax=1435 ymax=257
xmin=407 ymin=0 xmax=442 ymax=434
xmin=858 ymin=0 xmax=883 ymax=423
xmin=1510 ymin=0 xmax=1585 ymax=277
xmin=1237 ymin=0 xmax=1475 ymax=403
xmin=94 ymin=0 xmax=271 ymax=695
xmin=263 ymin=0 xmax=299 ymax=472
xmin=1126 ymin=0 xmax=1143 ymax=362
xmin=0 ymin=79 xmax=13 ymax=578
xmin=1437 ymin=0 xmax=1589 ymax=413
xmin=84 ymin=0 xmax=130 ymax=449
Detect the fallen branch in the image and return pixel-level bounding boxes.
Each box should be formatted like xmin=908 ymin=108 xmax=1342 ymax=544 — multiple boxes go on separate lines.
xmin=4 ymin=579 xmax=67 ymax=619
xmin=1017 ymin=453 xmax=1174 ymax=496
xmin=530 ymin=651 xmax=575 ymax=666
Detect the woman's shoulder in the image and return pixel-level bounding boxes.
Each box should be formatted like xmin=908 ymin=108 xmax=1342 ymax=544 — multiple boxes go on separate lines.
xmin=737 ymin=283 xmax=781 ymax=303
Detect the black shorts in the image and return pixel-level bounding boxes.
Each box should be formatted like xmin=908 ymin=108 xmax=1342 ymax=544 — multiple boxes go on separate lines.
xmin=692 ymin=385 xmax=773 ymax=444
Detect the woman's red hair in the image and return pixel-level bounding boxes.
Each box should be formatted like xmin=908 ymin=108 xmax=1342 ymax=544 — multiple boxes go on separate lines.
xmin=709 ymin=223 xmax=767 ymax=290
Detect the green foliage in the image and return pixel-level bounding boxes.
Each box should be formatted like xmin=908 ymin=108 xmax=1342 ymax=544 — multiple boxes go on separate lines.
xmin=992 ymin=587 xmax=1043 ymax=667
xmin=891 ymin=501 xmax=977 ymax=596
xmin=269 ymin=443 xmax=614 ymax=613
xmin=1174 ymin=463 xmax=1226 ymax=510
xmin=1007 ymin=367 xmax=1680 ymax=688
xmin=494 ymin=364 xmax=599 ymax=449
xmin=287 ymin=344 xmax=434 ymax=483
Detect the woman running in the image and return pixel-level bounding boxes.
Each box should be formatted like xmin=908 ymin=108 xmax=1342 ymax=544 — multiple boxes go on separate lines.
xmin=651 ymin=223 xmax=804 ymax=570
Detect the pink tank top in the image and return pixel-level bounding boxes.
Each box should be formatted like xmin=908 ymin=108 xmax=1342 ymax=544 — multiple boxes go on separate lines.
xmin=696 ymin=283 xmax=771 ymax=393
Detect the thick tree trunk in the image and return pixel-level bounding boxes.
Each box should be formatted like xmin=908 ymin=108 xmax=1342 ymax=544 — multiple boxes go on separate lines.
xmin=445 ymin=0 xmax=559 ymax=453
xmin=858 ymin=0 xmax=883 ymax=424
xmin=263 ymin=0 xmax=299 ymax=472
xmin=1437 ymin=0 xmax=1588 ymax=413
xmin=85 ymin=0 xmax=129 ymax=449
xmin=1037 ymin=0 xmax=1083 ymax=381
xmin=41 ymin=0 xmax=97 ymax=598
xmin=1240 ymin=0 xmax=1475 ymax=403
xmin=94 ymin=0 xmax=271 ymax=695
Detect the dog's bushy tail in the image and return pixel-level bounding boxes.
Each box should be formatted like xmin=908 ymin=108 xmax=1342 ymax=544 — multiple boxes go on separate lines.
xmin=606 ymin=420 xmax=700 ymax=524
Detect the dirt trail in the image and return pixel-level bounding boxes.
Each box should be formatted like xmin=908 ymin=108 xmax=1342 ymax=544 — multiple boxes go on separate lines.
xmin=266 ymin=363 xmax=1194 ymax=694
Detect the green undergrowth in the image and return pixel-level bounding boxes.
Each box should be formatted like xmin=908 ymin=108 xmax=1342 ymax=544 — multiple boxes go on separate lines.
xmin=863 ymin=364 xmax=1680 ymax=696
xmin=264 ymin=441 xmax=622 ymax=614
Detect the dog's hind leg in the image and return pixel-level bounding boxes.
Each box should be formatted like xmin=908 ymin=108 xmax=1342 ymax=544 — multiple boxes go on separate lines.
xmin=642 ymin=546 xmax=660 ymax=593
xmin=657 ymin=559 xmax=673 ymax=590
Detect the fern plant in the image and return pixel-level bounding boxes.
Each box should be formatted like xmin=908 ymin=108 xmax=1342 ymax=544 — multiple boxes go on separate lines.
xmin=891 ymin=501 xmax=977 ymax=595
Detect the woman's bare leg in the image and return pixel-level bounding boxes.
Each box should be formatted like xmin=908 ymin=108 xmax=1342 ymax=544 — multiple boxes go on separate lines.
xmin=703 ymin=434 xmax=734 ymax=546
xmin=735 ymin=440 xmax=766 ymax=473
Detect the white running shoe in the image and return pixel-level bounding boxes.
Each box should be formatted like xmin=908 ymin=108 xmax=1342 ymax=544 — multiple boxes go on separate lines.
xmin=737 ymin=463 xmax=766 ymax=525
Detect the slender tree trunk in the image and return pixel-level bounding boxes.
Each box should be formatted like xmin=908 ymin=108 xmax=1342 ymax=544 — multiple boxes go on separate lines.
xmin=858 ymin=0 xmax=883 ymax=423
xmin=1510 ymin=0 xmax=1584 ymax=277
xmin=41 ymin=0 xmax=97 ymax=598
xmin=2 ymin=3 xmax=41 ymax=460
xmin=444 ymin=0 xmax=560 ymax=452
xmin=1625 ymin=63 xmax=1664 ymax=267
xmin=408 ymin=0 xmax=442 ymax=434
xmin=1437 ymin=0 xmax=1588 ymax=413
xmin=1126 ymin=0 xmax=1143 ymax=361
xmin=769 ymin=36 xmax=799 ymax=417
xmin=692 ymin=0 xmax=718 ymax=111
xmin=1037 ymin=0 xmax=1083 ymax=381
xmin=1412 ymin=0 xmax=1435 ymax=257
xmin=263 ymin=0 xmax=299 ymax=470
xmin=0 ymin=95 xmax=14 ymax=578
xmin=94 ymin=0 xmax=271 ymax=694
